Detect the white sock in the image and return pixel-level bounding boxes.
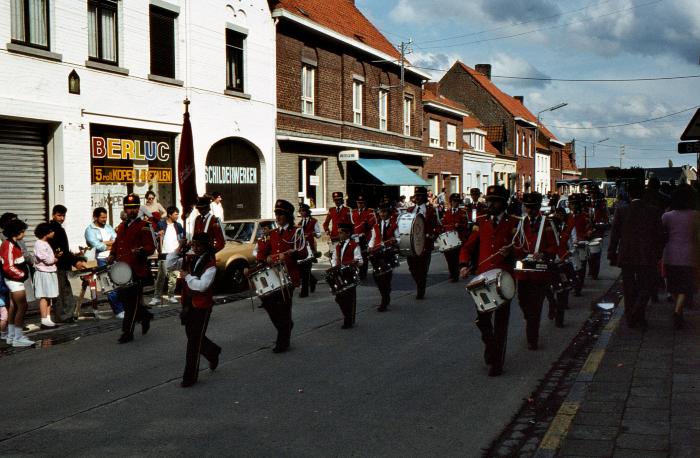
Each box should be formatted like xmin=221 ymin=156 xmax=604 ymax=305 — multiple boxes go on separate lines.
xmin=15 ymin=327 xmax=24 ymax=339
xmin=41 ymin=317 xmax=55 ymax=326
xmin=8 ymin=324 xmax=15 ymax=337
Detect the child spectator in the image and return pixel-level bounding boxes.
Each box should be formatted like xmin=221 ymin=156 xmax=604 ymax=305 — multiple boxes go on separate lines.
xmin=0 ymin=219 xmax=34 ymax=347
xmin=33 ymin=223 xmax=59 ymax=328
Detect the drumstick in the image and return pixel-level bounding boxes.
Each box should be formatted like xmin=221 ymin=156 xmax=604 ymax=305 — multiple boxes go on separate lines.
xmin=477 ymin=242 xmax=514 ymax=267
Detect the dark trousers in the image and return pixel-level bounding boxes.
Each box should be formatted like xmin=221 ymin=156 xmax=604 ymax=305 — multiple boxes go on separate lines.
xmin=444 ymin=249 xmax=460 ymax=280
xmin=53 ymin=269 xmax=76 ymax=321
xmin=359 ymin=238 xmax=369 ymax=279
xmin=261 ymin=286 xmax=294 ymax=350
xmin=183 ymin=307 xmax=221 ymax=384
xmin=546 ymin=286 xmax=568 ymax=327
xmin=575 ymin=262 xmax=587 ymax=294
xmin=518 ymin=281 xmax=547 ymax=346
xmin=622 ymin=265 xmax=656 ymax=326
xmin=335 ymin=287 xmax=357 ymax=326
xmin=407 ymin=252 xmax=432 ymax=297
xmin=374 ymin=271 xmax=393 ymax=307
xmin=475 ymin=300 xmax=510 ymax=371
xmin=119 ymin=281 xmax=152 ymax=336
xmin=588 ymin=253 xmax=602 ymax=280
xmin=299 ymin=262 xmax=317 ymax=296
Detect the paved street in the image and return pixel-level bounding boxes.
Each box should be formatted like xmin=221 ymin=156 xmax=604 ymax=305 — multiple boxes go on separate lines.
xmin=1 ymin=253 xmax=617 ymax=457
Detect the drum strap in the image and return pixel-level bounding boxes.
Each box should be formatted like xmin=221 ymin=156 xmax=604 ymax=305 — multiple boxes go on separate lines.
xmin=549 ymin=219 xmax=560 ymax=247
xmin=534 ymin=216 xmax=546 ymax=254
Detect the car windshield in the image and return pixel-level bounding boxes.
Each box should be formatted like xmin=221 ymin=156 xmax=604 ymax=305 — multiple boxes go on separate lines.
xmin=224 ymin=222 xmax=255 ymax=242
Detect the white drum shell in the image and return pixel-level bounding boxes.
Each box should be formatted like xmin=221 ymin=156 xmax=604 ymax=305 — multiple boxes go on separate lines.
xmin=397 ymin=213 xmax=426 ymax=257
xmin=109 ymin=262 xmax=133 ymax=286
xmin=249 ymin=265 xmax=290 ymax=297
xmin=466 ymin=268 xmax=515 ymax=313
xmin=588 ymin=241 xmax=601 ymax=254
xmin=436 ymin=231 xmax=461 ymax=252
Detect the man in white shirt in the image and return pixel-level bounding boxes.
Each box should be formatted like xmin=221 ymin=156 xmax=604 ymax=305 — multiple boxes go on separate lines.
xmin=210 ymin=192 xmax=224 ymax=221
xmin=151 ymin=206 xmax=185 ymax=305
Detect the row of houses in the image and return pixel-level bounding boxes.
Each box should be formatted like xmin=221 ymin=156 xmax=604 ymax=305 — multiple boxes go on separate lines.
xmin=0 ymin=0 xmax=580 ymax=247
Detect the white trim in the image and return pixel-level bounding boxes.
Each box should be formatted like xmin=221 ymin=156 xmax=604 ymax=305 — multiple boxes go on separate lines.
xmin=550 ymin=139 xmax=566 ymax=147
xmin=276 ymin=134 xmax=431 ymax=157
xmin=514 ymin=116 xmax=537 ymax=128
xmin=463 ymin=127 xmax=487 ymax=136
xmin=423 ymin=101 xmax=470 ymax=118
xmin=271 ymin=9 xmax=431 ymax=80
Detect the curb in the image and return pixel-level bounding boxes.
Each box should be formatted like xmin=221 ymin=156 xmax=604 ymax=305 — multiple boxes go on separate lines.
xmin=534 ymin=303 xmax=623 ymax=457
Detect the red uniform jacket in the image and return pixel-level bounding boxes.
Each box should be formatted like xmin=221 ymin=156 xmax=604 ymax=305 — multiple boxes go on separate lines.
xmin=441 ymin=208 xmax=468 ymax=240
xmin=255 ymin=225 xmax=306 ymax=287
xmin=557 ymin=215 xmax=575 ymax=259
xmin=459 ymin=214 xmax=519 ymax=274
xmin=514 ymin=214 xmax=559 ymax=260
xmin=334 ymin=239 xmax=360 ymax=266
xmin=299 ymin=217 xmax=319 ymax=251
xmin=323 ymin=206 xmax=353 ymax=238
xmin=573 ymin=212 xmax=592 ymax=242
xmin=0 ymin=240 xmax=27 ymax=282
xmin=193 ymin=213 xmax=226 ymax=252
xmin=406 ymin=204 xmax=441 ymax=250
xmin=465 ymin=201 xmax=488 ymax=223
xmin=369 ymin=220 xmax=399 ymax=250
xmin=183 ymin=255 xmax=217 ymax=309
xmin=352 ymin=207 xmax=376 ymax=239
xmin=593 ymin=202 xmax=609 ymax=225
xmin=111 ymin=218 xmax=156 ymax=279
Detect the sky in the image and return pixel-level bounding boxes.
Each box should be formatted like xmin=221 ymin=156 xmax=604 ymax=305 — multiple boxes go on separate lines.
xmin=356 ymin=0 xmax=700 ymax=169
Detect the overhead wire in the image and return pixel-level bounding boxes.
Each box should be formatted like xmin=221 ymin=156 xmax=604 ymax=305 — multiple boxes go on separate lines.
xmin=549 ymin=105 xmax=700 ymax=130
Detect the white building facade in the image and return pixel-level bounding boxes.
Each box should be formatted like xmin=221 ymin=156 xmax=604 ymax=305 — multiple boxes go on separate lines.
xmin=534 ymin=151 xmax=551 ymax=194
xmin=462 ymin=126 xmax=493 ymax=194
xmin=0 ymin=0 xmax=276 ymax=249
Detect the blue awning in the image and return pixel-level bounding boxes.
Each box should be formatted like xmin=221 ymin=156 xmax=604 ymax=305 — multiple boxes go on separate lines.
xmin=354 ymin=159 xmax=428 ymax=186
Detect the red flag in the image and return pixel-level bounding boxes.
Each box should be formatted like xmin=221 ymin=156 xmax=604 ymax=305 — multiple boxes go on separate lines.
xmin=178 ymin=100 xmax=198 ymax=220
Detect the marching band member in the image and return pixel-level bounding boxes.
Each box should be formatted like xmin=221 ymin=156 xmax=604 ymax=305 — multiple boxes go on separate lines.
xmin=549 ymin=205 xmax=575 ymax=327
xmin=514 ymin=192 xmax=560 ymax=350
xmin=331 ymin=223 xmax=363 ymax=328
xmin=323 ymin=191 xmax=353 ymax=245
xmin=298 ymin=204 xmax=320 ymax=297
xmin=570 ymin=194 xmax=592 ymax=296
xmin=459 ymin=185 xmax=518 ymax=377
xmin=407 ymin=186 xmax=441 ymax=299
xmin=255 ymin=200 xmax=307 ymax=353
xmin=589 ymin=191 xmax=609 ymax=280
xmin=368 ymin=203 xmax=398 ymax=312
xmin=193 ymin=196 xmax=226 ymax=253
xmin=110 ymin=194 xmax=157 ymax=344
xmin=352 ymin=195 xmax=376 ymax=280
xmin=167 ymin=232 xmax=221 ymax=388
xmin=465 ymin=188 xmax=487 ymax=223
xmin=441 ymin=193 xmax=468 ymax=282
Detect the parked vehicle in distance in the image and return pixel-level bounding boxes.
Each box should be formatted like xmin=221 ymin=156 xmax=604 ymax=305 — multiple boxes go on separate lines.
xmin=216 ymin=219 xmax=276 ymax=292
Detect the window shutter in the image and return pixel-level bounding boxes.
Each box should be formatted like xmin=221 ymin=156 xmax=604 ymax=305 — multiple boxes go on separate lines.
xmin=150 ymin=6 xmax=176 ymax=78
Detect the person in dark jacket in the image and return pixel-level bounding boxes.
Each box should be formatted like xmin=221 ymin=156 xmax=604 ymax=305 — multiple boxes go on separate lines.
xmin=608 ymin=181 xmax=664 ymax=328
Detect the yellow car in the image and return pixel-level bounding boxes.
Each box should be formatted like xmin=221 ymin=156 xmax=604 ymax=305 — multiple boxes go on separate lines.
xmin=216 ymin=219 xmax=276 ymax=292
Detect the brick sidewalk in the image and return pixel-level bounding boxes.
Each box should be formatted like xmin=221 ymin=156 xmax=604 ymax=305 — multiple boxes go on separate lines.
xmin=554 ymin=299 xmax=700 ymax=457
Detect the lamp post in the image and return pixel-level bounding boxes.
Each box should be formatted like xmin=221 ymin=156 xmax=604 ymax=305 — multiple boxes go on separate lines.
xmin=535 ymin=102 xmax=568 ymax=193
xmin=584 ymin=137 xmax=609 ymax=179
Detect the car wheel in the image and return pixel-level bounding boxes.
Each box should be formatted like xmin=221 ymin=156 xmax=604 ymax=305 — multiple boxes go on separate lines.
xmin=226 ymin=262 xmax=248 ymax=293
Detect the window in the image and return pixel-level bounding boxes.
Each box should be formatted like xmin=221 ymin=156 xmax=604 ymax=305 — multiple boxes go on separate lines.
xmin=352 ymin=80 xmax=363 ymax=124
xmin=446 ymin=124 xmax=457 ymax=150
xmin=88 ymin=0 xmax=118 ymax=65
xmin=449 ymin=176 xmax=459 ymax=194
xmin=226 ymin=29 xmax=245 ymax=92
xmin=429 ymin=119 xmax=440 ymax=147
xmin=378 ymin=89 xmax=388 ymax=130
xmin=403 ymin=96 xmax=412 ymax=135
xmin=299 ymin=157 xmax=326 ymax=209
xmin=150 ymin=6 xmax=177 ymax=78
xmin=522 ymin=134 xmax=527 ymax=158
xmin=301 ymin=65 xmax=315 ymax=115
xmin=11 ymin=0 xmax=49 ymax=49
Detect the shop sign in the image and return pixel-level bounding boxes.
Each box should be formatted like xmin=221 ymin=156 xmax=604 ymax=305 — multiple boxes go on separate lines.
xmin=339 ymin=149 xmax=359 ymax=161
xmin=309 ymin=175 xmax=320 ymax=186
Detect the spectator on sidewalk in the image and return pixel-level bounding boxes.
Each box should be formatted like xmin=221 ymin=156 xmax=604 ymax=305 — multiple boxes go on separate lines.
xmin=150 ymin=206 xmax=185 ymax=305
xmin=85 ymin=207 xmax=124 ymax=319
xmin=33 ymin=223 xmax=59 ymax=329
xmin=48 ymin=205 xmax=87 ymax=323
xmin=608 ymin=181 xmax=664 ymax=329
xmin=0 ymin=219 xmax=34 ymax=347
xmin=661 ymin=185 xmax=700 ymax=329
xmin=210 ymin=192 xmax=224 ymax=220
xmin=139 ymin=190 xmax=167 ymax=221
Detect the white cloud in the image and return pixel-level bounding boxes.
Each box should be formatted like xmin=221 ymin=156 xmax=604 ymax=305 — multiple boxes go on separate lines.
xmin=490 ymin=53 xmax=552 ymax=89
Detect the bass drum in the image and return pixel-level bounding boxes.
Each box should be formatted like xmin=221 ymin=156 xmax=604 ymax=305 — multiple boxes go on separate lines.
xmin=397 ymin=213 xmax=426 ymax=257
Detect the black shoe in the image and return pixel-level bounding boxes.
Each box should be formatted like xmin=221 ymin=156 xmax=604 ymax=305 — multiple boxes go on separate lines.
xmin=484 ymin=347 xmax=494 ymax=366
xmin=272 ymin=345 xmax=288 ymax=353
xmin=40 ymin=324 xmax=58 ymax=330
xmin=488 ymin=366 xmax=503 ymax=377
xmin=141 ymin=317 xmax=151 ymax=335
xmin=377 ymin=306 xmax=387 ymax=312
xmin=53 ymin=317 xmax=75 ymax=324
xmin=181 ymin=379 xmax=196 ymax=388
xmin=310 ymin=280 xmax=317 ymax=293
xmin=416 ymin=291 xmax=425 ymax=300
xmin=118 ymin=333 xmax=134 ymax=344
xmin=209 ymin=349 xmax=221 ymax=371
xmin=341 ymin=323 xmax=353 ymax=329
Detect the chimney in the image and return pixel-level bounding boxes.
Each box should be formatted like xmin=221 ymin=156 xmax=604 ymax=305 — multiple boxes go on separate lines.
xmin=475 ymin=64 xmax=491 ymax=80
xmin=514 ymin=96 xmax=524 ymax=104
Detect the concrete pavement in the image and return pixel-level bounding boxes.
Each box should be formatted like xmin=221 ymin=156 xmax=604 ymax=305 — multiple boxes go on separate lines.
xmin=0 ymin=252 xmax=617 ymax=457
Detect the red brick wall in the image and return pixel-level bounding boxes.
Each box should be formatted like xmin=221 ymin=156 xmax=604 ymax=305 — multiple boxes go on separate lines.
xmin=422 ymin=108 xmax=463 ymax=189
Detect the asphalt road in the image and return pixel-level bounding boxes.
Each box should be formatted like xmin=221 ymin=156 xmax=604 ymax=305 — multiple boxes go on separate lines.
xmin=0 ymin=252 xmax=617 ymax=457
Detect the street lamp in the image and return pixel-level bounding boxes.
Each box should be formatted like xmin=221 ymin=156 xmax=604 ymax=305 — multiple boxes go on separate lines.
xmin=535 ymin=102 xmax=568 ymax=192
xmin=584 ymin=137 xmax=609 ymax=179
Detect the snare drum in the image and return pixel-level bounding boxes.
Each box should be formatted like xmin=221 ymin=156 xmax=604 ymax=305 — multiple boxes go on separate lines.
xmin=247 ymin=263 xmax=291 ymax=297
xmin=369 ymin=246 xmax=400 ymax=276
xmin=297 ymin=245 xmax=315 ymax=265
xmin=550 ymin=261 xmax=577 ymax=294
xmin=397 ymin=213 xmax=426 ymax=257
xmin=98 ymin=262 xmax=133 ymax=293
xmin=436 ymin=230 xmax=461 ymax=252
xmin=325 ymin=265 xmax=360 ymax=295
xmin=513 ymin=257 xmax=557 ymax=282
xmin=587 ymin=240 xmax=601 ymax=255
xmin=466 ymin=268 xmax=515 ymax=313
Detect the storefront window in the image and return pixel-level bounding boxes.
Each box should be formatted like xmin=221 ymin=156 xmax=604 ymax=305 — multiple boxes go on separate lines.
xmin=90 ymin=124 xmax=175 ymax=226
xmin=299 ymin=157 xmax=325 ymax=210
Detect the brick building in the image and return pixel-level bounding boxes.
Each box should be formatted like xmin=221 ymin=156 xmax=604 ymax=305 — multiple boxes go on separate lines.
xmin=270 ymin=0 xmax=431 ymax=212
xmin=421 ymin=83 xmax=468 ymax=195
xmin=462 ymin=116 xmax=497 ymax=193
xmin=561 ymin=142 xmax=582 ymax=186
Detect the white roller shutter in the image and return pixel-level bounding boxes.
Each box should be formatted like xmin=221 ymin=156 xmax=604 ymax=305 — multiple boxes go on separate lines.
xmin=0 ymin=120 xmax=48 ymax=250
